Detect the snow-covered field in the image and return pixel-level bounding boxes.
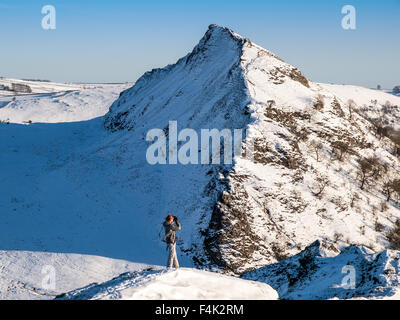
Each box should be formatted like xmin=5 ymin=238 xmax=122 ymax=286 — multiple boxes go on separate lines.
xmin=0 ymin=78 xmax=82 ymax=97
xmin=0 ymin=80 xmax=131 ymax=123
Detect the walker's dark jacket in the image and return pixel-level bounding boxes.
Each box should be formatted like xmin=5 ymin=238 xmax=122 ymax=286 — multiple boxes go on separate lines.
xmin=163 ymin=219 xmax=181 ymax=244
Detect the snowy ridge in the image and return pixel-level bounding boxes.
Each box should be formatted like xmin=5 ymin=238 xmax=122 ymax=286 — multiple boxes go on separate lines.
xmin=104 ymin=25 xmax=254 ymax=270
xmin=105 ymin=24 xmax=249 ymax=133
xmin=242 ymin=240 xmax=400 ymax=300
xmin=105 ymin=24 xmax=400 ymax=274
xmin=56 ymin=267 xmax=278 ymax=300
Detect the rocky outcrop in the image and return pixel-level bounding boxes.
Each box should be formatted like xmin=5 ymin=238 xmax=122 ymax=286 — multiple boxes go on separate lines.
xmin=242 ymin=240 xmax=400 ymax=300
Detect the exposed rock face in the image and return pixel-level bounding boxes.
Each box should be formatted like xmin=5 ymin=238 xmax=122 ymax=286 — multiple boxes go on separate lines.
xmin=204 ymin=174 xmax=267 ymax=273
xmin=104 ymin=25 xmax=400 ymax=274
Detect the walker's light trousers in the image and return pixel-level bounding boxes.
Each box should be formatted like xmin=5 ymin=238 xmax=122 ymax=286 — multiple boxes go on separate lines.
xmin=167 ymin=243 xmax=179 ymax=268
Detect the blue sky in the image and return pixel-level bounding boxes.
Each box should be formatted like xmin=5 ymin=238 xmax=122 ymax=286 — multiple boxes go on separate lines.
xmin=0 ymin=0 xmax=399 ymax=88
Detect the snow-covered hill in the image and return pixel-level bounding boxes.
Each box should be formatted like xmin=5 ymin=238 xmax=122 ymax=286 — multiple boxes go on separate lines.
xmin=318 ymin=83 xmax=400 ymax=129
xmin=0 ymin=80 xmax=131 ymax=123
xmin=0 ymin=251 xmax=151 ymax=300
xmin=56 ymin=268 xmax=278 ymax=300
xmin=242 ymin=240 xmax=400 ymax=300
xmin=104 ymin=24 xmax=400 ymax=274
xmin=1 ymin=25 xmax=400 ymax=299
xmin=0 ymin=78 xmax=82 ymax=97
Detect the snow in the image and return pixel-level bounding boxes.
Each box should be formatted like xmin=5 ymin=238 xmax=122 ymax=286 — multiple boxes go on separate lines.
xmin=0 ymin=78 xmax=197 ymax=277
xmin=1 ymin=24 xmax=400 ymax=299
xmin=316 ymin=83 xmax=400 ymax=108
xmin=226 ymin=32 xmax=400 ymax=272
xmin=0 ymin=80 xmax=131 ymax=124
xmin=103 ymin=24 xmax=252 ymax=269
xmin=0 ymin=78 xmax=82 ymax=97
xmin=57 ymin=268 xmax=278 ymax=300
xmin=242 ymin=240 xmax=400 ymax=300
xmin=0 ymin=250 xmax=150 ymax=300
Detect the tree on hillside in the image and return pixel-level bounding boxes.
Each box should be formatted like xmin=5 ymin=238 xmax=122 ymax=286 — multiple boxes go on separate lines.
xmin=387 ymin=219 xmax=400 ymax=250
xmin=313 ymin=94 xmax=324 ymax=111
xmin=310 ymin=140 xmax=323 ymax=162
xmin=357 ymin=156 xmax=387 ymax=190
xmin=383 ymin=178 xmax=400 ymax=202
xmin=346 ymin=99 xmax=356 ymax=120
xmin=331 ymin=140 xmax=353 ymax=161
xmin=374 ymin=123 xmax=391 ymax=140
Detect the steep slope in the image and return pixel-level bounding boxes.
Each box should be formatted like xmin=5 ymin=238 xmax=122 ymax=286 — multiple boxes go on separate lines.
xmin=105 ymin=24 xmax=400 ymax=274
xmin=103 ymin=25 xmax=254 ymax=269
xmin=242 ymin=241 xmax=400 ymax=300
xmin=220 ymin=38 xmax=400 ymax=272
xmin=56 ymin=267 xmax=278 ymax=300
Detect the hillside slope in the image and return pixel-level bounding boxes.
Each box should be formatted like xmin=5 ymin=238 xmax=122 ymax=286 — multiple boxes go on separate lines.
xmin=104 ymin=25 xmax=400 ymax=273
